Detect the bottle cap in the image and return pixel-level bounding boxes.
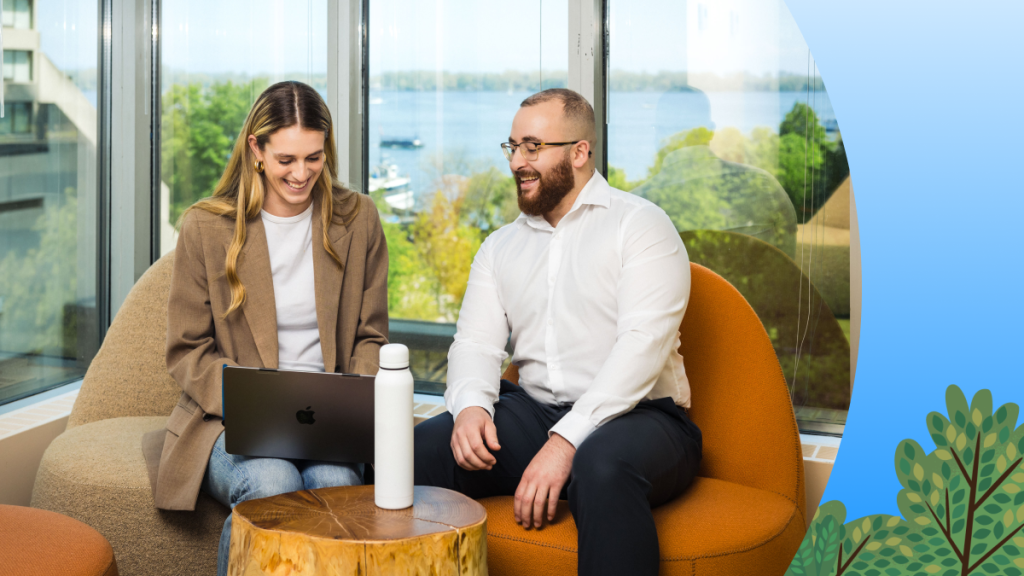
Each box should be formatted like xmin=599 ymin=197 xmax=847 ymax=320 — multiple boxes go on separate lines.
xmin=379 ymin=343 xmax=410 ymax=369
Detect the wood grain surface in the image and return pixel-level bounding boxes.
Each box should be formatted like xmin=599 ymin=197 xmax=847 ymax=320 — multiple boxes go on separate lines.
xmin=230 ymin=485 xmax=487 ymax=576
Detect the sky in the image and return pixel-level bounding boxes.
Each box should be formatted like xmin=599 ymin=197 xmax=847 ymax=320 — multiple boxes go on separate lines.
xmin=36 ymin=0 xmax=99 ymax=75
xmin=38 ymin=0 xmax=818 ymax=78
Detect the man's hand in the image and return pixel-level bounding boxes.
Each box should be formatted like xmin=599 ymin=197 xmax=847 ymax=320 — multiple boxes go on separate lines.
xmin=514 ymin=433 xmax=576 ymax=529
xmin=451 ymin=407 xmax=501 ymax=471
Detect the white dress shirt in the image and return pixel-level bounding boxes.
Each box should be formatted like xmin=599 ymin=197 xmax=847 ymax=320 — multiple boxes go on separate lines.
xmin=261 ymin=203 xmax=324 ymax=372
xmin=445 ymin=171 xmax=691 ymax=449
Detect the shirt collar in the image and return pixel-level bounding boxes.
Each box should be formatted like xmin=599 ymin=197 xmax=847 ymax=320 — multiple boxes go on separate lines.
xmin=516 ymin=170 xmax=609 ymax=230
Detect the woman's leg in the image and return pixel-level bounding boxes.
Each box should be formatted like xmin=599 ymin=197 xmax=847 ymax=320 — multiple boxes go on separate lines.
xmin=202 ymin=432 xmax=304 ymax=576
xmin=298 ymin=460 xmax=364 ymax=490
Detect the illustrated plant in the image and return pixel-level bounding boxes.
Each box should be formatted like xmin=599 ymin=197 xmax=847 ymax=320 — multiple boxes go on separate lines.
xmin=788 ymin=501 xmax=913 ymax=576
xmin=788 ymin=386 xmax=1024 ymax=576
xmin=894 ymin=386 xmax=1024 ymax=575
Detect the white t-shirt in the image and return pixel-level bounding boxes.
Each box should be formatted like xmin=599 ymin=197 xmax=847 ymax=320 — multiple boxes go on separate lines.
xmin=261 ymin=203 xmax=324 ymax=372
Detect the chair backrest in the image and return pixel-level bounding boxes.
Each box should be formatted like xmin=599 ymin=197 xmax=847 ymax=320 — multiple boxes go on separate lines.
xmin=501 ymin=262 xmax=804 ymax=514
xmin=679 ymin=263 xmax=803 ymax=510
xmin=68 ymin=251 xmax=181 ymax=428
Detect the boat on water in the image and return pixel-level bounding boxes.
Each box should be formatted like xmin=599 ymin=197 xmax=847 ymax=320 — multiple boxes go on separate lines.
xmin=368 ymin=162 xmax=415 ymax=213
xmin=369 ymin=162 xmax=410 ymax=193
xmin=380 ymin=137 xmax=424 ymax=149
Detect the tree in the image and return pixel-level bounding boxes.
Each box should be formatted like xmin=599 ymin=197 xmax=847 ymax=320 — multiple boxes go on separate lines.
xmin=607 ymin=165 xmax=643 ymax=191
xmin=459 ymin=167 xmax=519 ymax=234
xmin=788 ymin=501 xmax=910 ymax=576
xmin=781 ymin=102 xmax=828 ymax=144
xmin=381 ymin=221 xmax=440 ymax=321
xmin=789 ymin=385 xmax=1024 ymax=576
xmin=646 ymin=126 xmax=715 ymax=180
xmin=0 ymin=188 xmax=80 ymax=357
xmin=894 ymin=386 xmax=1024 ymax=575
xmin=778 ymin=131 xmax=826 ymax=217
xmin=161 ymin=79 xmax=268 ymax=223
xmin=410 ymin=188 xmax=483 ymax=322
xmin=776 ymin=102 xmax=849 ymax=223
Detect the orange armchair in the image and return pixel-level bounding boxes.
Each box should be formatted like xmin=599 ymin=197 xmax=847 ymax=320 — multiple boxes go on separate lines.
xmin=480 ymin=262 xmax=806 ymax=575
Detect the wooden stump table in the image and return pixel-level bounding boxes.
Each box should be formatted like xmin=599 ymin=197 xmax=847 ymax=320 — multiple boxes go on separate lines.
xmin=229 ymin=485 xmax=487 ymax=576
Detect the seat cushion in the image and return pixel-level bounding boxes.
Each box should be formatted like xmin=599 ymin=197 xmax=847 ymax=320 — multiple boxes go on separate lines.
xmin=480 ymin=476 xmax=804 ymax=576
xmin=31 ymin=417 xmax=229 ymax=576
xmin=0 ymin=504 xmax=118 ymax=576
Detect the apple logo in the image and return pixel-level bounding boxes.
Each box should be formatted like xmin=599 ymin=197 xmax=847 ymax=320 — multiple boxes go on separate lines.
xmin=296 ymin=406 xmax=316 ymax=425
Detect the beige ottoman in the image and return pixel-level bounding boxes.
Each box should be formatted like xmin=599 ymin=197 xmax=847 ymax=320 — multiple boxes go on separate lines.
xmin=31 ymin=416 xmax=229 ymax=576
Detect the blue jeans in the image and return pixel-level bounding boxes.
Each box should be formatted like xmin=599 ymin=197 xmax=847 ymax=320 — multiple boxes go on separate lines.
xmin=202 ymin=432 xmax=364 ymax=576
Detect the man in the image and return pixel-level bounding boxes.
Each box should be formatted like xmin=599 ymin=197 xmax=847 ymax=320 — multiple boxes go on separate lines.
xmin=414 ymin=88 xmax=702 ymax=576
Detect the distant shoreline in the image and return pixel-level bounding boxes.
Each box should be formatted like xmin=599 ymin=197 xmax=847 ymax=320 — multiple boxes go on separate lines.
xmin=146 ymin=69 xmax=828 ymax=94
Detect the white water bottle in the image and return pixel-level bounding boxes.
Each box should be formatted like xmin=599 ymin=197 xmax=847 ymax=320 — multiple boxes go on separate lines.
xmin=374 ymin=343 xmax=415 ymax=509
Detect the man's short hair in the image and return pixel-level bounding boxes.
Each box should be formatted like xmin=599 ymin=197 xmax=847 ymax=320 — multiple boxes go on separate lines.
xmin=521 ymin=88 xmax=596 ymax=144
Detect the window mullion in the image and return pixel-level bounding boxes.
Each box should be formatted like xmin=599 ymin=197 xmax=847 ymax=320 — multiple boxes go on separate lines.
xmin=108 ymin=0 xmax=154 ymax=319
xmin=567 ymin=0 xmax=607 ymax=176
xmin=328 ymin=0 xmax=367 ymax=193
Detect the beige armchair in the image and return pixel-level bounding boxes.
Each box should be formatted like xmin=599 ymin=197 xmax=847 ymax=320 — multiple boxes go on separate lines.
xmin=31 ymin=252 xmax=229 ymax=576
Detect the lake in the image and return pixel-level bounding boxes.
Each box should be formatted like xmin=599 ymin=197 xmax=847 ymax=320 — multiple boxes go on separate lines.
xmin=368 ymin=90 xmax=838 ymax=204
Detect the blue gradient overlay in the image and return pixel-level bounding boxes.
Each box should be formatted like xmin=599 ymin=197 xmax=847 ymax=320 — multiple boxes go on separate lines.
xmin=784 ymin=0 xmax=1024 ymax=521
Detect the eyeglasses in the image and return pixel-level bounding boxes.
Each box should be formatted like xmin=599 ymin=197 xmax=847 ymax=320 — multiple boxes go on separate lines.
xmin=501 ymin=140 xmax=582 ymax=161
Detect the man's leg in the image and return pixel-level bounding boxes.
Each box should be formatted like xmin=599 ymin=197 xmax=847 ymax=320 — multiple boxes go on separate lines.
xmin=567 ymin=398 xmax=702 ymax=576
xmin=414 ymin=382 xmax=559 ymax=499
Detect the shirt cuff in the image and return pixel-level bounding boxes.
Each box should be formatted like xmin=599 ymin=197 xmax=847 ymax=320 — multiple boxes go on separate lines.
xmin=548 ymin=409 xmax=598 ymax=449
xmin=448 ymin=390 xmax=496 ymax=421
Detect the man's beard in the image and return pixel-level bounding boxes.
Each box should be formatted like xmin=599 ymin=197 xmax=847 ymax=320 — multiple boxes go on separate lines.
xmin=515 ymin=152 xmax=575 ymax=216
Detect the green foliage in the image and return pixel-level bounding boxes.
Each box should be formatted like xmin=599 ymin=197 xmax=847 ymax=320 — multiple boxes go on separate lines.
xmin=633 ymin=142 xmax=798 ymax=257
xmin=381 ymin=222 xmax=440 ymax=321
xmin=386 ymin=166 xmax=518 ymax=323
xmin=787 ymin=501 xmax=908 ymax=576
xmin=0 ymin=189 xmax=80 ymax=357
xmin=776 ymin=103 xmax=850 ymax=222
xmin=647 ymin=126 xmax=715 ymax=180
xmin=793 ymin=386 xmax=1024 ymax=576
xmin=680 ymin=230 xmax=850 ymax=410
xmin=891 ymin=386 xmax=1024 ymax=575
xmin=161 ymin=79 xmax=268 ymax=223
xmin=607 ymin=165 xmax=642 ymax=192
xmin=458 ymin=167 xmax=519 ymax=233
xmin=781 ymin=103 xmax=828 ymax=143
xmin=409 ymin=190 xmax=483 ymax=322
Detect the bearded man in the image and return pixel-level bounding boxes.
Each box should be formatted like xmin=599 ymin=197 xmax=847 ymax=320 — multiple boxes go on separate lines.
xmin=413 ymin=88 xmax=702 ymax=576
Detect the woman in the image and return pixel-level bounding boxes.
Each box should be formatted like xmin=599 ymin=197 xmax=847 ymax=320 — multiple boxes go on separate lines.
xmin=142 ymin=81 xmax=388 ymax=575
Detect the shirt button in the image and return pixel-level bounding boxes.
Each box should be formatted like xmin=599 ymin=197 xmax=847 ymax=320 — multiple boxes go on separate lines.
xmin=547 ymin=318 xmax=554 ymax=325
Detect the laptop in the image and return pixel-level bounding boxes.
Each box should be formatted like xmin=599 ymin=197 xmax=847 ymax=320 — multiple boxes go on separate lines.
xmin=222 ymin=366 xmax=375 ymax=463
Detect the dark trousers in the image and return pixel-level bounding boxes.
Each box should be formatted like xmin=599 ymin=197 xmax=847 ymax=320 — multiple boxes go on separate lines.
xmin=414 ymin=381 xmax=702 ymax=576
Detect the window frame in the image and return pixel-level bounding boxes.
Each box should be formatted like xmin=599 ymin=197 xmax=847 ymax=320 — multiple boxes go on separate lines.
xmin=129 ymin=0 xmax=855 ymax=437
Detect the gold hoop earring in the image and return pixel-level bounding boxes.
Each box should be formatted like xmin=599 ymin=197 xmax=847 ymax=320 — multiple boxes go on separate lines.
xmin=254 ymin=160 xmax=265 ymax=173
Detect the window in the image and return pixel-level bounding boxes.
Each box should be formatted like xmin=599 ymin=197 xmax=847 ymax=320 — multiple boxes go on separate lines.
xmin=0 ymin=0 xmax=99 ymax=406
xmin=0 ymin=103 xmax=34 ymax=135
xmin=157 ymin=0 xmax=327 ymax=256
xmin=4 ymin=50 xmax=33 ymax=82
xmin=2 ymin=0 xmax=32 ymax=30
xmin=608 ymin=0 xmax=851 ymax=434
xmin=369 ymin=0 xmax=568 ymax=394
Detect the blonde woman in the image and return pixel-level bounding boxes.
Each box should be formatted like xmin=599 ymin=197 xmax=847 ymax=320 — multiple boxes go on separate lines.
xmin=142 ymin=81 xmax=388 ymax=575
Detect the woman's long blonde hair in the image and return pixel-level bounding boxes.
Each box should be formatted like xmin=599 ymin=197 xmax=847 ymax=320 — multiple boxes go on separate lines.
xmin=183 ymin=81 xmax=360 ymax=316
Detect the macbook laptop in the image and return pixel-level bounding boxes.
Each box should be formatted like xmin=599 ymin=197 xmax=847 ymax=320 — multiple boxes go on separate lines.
xmin=222 ymin=366 xmax=375 ymax=463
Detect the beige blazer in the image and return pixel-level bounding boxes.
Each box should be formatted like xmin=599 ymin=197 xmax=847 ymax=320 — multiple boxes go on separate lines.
xmin=142 ymin=190 xmax=388 ymax=511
